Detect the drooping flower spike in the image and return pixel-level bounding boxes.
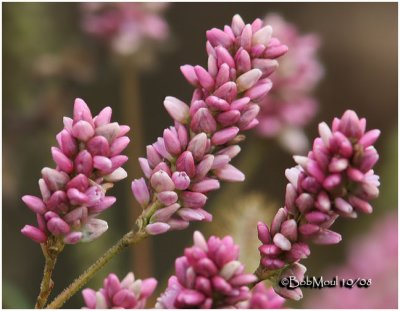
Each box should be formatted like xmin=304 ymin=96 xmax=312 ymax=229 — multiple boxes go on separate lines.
xmin=131 ymin=14 xmax=288 ymax=234
xmin=82 ymin=272 xmax=157 ymax=309
xmin=21 ymin=99 xmax=130 ymax=244
xmin=257 ymin=14 xmax=323 ymax=153
xmin=156 ymin=231 xmax=258 ymax=308
xmin=257 ymin=110 xmax=380 ymax=299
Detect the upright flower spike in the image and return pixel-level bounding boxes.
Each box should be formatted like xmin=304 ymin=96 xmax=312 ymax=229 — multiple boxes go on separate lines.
xmin=21 ymin=98 xmax=130 ymax=244
xmin=80 ymin=3 xmax=169 ymax=56
xmin=156 ymin=231 xmax=258 ymax=309
xmin=256 ymin=14 xmax=323 ymax=153
xmin=82 ymin=272 xmax=157 ymax=309
xmin=132 ymin=14 xmax=288 ymax=234
xmin=256 ymin=110 xmax=380 ymax=299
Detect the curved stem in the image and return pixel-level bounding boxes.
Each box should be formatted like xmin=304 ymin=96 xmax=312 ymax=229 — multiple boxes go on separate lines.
xmin=46 ymin=227 xmax=148 ymax=309
xmin=35 ymin=238 xmax=64 ymax=308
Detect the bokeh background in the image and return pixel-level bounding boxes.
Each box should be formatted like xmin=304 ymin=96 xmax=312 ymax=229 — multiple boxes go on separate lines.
xmin=3 ymin=2 xmax=397 ymax=309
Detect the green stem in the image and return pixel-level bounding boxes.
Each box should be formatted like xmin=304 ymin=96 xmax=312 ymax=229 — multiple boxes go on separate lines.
xmin=35 ymin=237 xmax=64 ymax=309
xmin=46 ymin=227 xmax=148 ymax=309
xmin=250 ymin=264 xmax=285 ymax=289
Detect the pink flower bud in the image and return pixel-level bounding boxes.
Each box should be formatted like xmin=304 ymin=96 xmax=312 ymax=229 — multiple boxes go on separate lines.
xmin=164 ymin=96 xmax=190 ymax=124
xmin=245 ymin=78 xmax=272 ymax=100
xmin=311 ymin=229 xmax=342 ymax=245
xmin=72 ymin=120 xmax=95 ymax=142
xmin=150 ymin=170 xmax=175 ymax=192
xmin=74 ymin=150 xmax=93 ymax=176
xmin=194 ymin=65 xmax=214 ymax=91
xmin=214 ymin=164 xmax=244 ymax=182
xmin=217 ymin=110 xmax=241 ymax=127
xmin=41 ymin=167 xmax=70 ymax=191
xmin=211 ymin=127 xmax=239 ymax=145
xmin=178 ymin=208 xmax=206 ymax=222
xmin=172 ymin=171 xmax=191 ymax=190
xmin=21 ymin=225 xmax=47 ymax=243
xmin=191 ymin=178 xmax=220 ymax=193
xmin=22 ymin=195 xmax=46 ymax=214
xmin=58 ymin=129 xmax=78 ymax=157
xmin=150 ymin=203 xmax=181 ymax=223
xmin=187 ymin=133 xmax=208 ymax=161
xmin=181 ymin=191 xmax=207 ymax=209
xmin=67 ymin=174 xmax=89 ymax=192
xmin=93 ymin=155 xmax=113 ymax=171
xmin=139 ymin=158 xmax=152 ymax=178
xmin=146 ymin=222 xmax=170 ymax=235
xmin=131 ymin=178 xmax=150 ymax=207
xmin=67 ymin=188 xmax=88 ymax=205
xmin=157 ymin=191 xmax=178 ymax=205
xmin=163 ymin=128 xmax=181 ymax=156
xmin=87 ymin=136 xmax=110 ymax=156
xmin=81 ymin=218 xmax=108 ymax=242
xmin=94 ymin=106 xmax=112 ymax=127
xmin=110 ymin=136 xmax=130 ymax=157
xmin=176 ymin=151 xmax=196 ymax=178
xmin=64 ymin=231 xmax=83 ymax=244
xmin=191 ymin=108 xmax=217 ymax=134
xmin=205 ymin=96 xmax=230 ymax=111
xmin=104 ymin=167 xmax=127 ymax=182
xmin=47 ymin=217 xmax=71 ymax=236
xmin=215 ymin=46 xmax=235 ymax=68
xmin=214 ymin=82 xmax=237 ymax=102
xmin=280 ymin=219 xmax=298 ymax=242
xmin=195 ymin=155 xmax=214 ymax=180
xmin=206 ymin=28 xmax=233 ymax=48
xmin=95 ymin=122 xmax=120 ymax=142
xmin=73 ymin=98 xmax=93 ymax=124
xmin=180 ymin=65 xmax=199 ymax=86
xmin=236 ymin=69 xmax=262 ymax=92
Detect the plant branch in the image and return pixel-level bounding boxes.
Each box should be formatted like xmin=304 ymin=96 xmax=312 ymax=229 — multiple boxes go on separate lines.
xmin=46 ymin=226 xmax=148 ymax=308
xmin=35 ymin=237 xmax=64 ymax=308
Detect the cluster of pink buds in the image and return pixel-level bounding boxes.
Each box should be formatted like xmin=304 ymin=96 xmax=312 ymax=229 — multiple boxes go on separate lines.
xmin=256 ymin=14 xmax=323 ymax=152
xmin=156 ymin=231 xmax=258 ymax=308
xmin=131 ymin=14 xmax=288 ymax=235
xmin=21 ymin=99 xmax=130 ymax=244
xmin=82 ymin=272 xmax=157 ymax=309
xmin=80 ymin=3 xmax=169 ymax=55
xmin=238 ymin=282 xmax=285 ymax=309
xmin=257 ymin=110 xmax=380 ymax=299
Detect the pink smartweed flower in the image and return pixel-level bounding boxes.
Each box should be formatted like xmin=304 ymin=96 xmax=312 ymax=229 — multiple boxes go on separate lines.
xmin=257 ymin=14 xmax=323 ymax=153
xmin=131 ymin=14 xmax=288 ymax=234
xmin=21 ymin=98 xmax=130 ymax=244
xmin=82 ymin=272 xmax=157 ymax=309
xmin=80 ymin=3 xmax=169 ymax=56
xmin=156 ymin=231 xmax=258 ymax=308
xmin=305 ymin=213 xmax=397 ymax=308
xmin=257 ymin=110 xmax=380 ymax=299
xmin=239 ymin=282 xmax=285 ymax=309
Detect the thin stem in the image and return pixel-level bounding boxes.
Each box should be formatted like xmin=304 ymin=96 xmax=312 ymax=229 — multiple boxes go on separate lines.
xmin=249 ymin=264 xmax=286 ymax=289
xmin=35 ymin=237 xmax=64 ymax=308
xmin=120 ymin=59 xmax=154 ymax=279
xmin=46 ymin=227 xmax=148 ymax=309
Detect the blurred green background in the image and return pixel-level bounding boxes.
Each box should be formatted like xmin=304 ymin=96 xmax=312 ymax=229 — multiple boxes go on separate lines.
xmin=3 ymin=2 xmax=397 ymax=308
